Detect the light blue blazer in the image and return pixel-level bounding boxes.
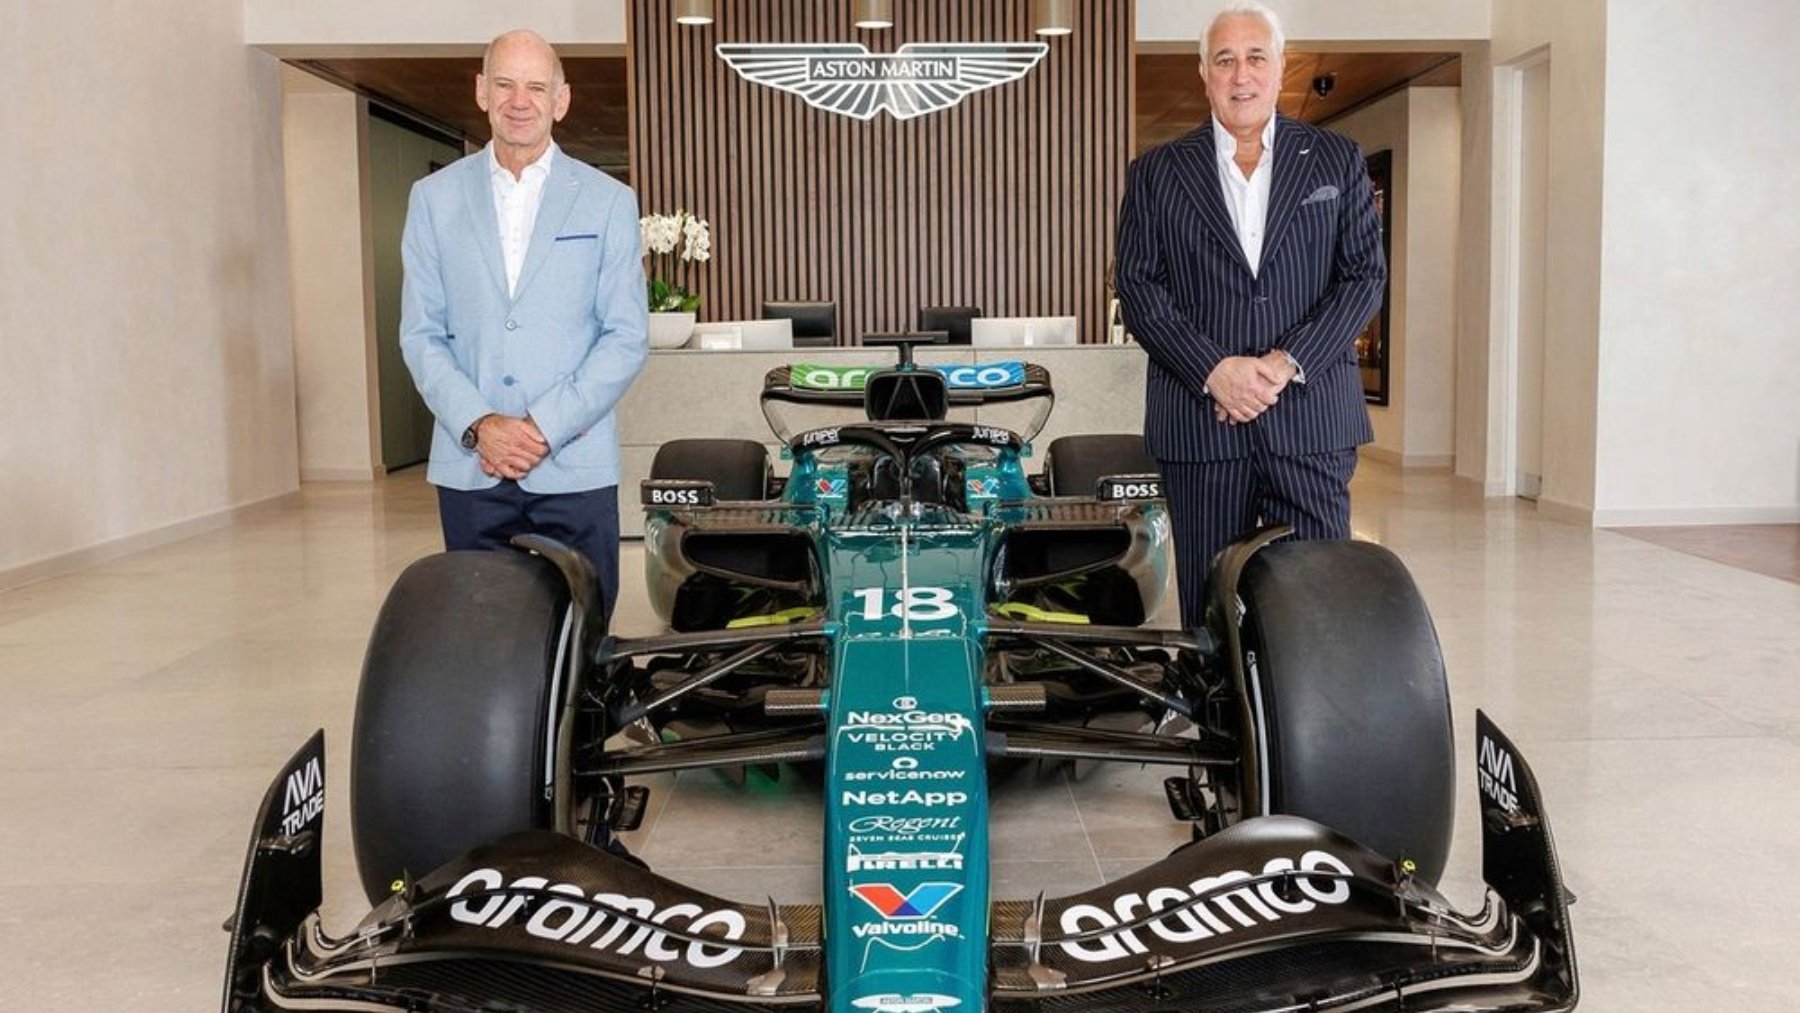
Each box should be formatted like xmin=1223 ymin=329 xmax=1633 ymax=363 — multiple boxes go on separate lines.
xmin=399 ymin=145 xmax=649 ymax=493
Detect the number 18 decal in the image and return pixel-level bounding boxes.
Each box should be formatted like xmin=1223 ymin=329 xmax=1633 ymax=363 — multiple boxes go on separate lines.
xmin=851 ymin=587 xmax=959 ymax=622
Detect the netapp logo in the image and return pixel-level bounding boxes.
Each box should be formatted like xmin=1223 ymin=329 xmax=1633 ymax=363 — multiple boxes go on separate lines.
xmin=280 ymin=757 xmax=324 ymax=837
xmin=843 ymin=790 xmax=968 ymax=807
xmin=447 ymin=869 xmax=746 ymax=969
xmin=1057 ymin=850 xmax=1353 ymax=963
xmin=718 ymin=43 xmax=1048 ymax=122
xmin=1478 ymin=736 xmax=1519 ymax=813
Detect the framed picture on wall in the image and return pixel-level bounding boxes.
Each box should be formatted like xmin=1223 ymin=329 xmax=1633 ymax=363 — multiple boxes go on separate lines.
xmin=1358 ymin=150 xmax=1393 ymax=405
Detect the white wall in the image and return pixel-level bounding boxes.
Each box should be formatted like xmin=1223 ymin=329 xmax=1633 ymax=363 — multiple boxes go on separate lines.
xmin=1589 ymin=0 xmax=1800 ymax=524
xmin=246 ymin=0 xmax=626 ymax=50
xmin=1452 ymin=42 xmax=1497 ymax=491
xmin=282 ymin=68 xmax=381 ymax=481
xmin=1136 ymin=0 xmax=1490 ymax=42
xmin=1401 ymin=88 xmax=1461 ymax=466
xmin=0 ymin=0 xmax=298 ymax=580
xmin=1333 ymin=87 xmax=1460 ymax=469
xmin=1463 ymin=0 xmax=1608 ymax=517
xmin=248 ymin=0 xmax=1488 ymax=49
xmin=1332 ymin=93 xmax=1411 ymax=458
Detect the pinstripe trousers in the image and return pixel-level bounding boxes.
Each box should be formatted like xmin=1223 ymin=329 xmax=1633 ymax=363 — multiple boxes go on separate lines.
xmin=1158 ymin=445 xmax=1357 ymax=630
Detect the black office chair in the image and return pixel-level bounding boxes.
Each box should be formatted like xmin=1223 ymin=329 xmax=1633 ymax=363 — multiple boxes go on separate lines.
xmin=917 ymin=306 xmax=981 ymax=346
xmin=762 ymin=301 xmax=837 ymax=348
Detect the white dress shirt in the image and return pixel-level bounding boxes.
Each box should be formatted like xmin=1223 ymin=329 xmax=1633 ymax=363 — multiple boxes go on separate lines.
xmin=488 ymin=142 xmax=556 ymax=298
xmin=1212 ymin=114 xmax=1276 ymax=277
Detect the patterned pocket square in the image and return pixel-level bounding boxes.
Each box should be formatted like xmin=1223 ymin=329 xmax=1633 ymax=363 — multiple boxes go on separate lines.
xmin=1300 ymin=185 xmax=1340 ymax=205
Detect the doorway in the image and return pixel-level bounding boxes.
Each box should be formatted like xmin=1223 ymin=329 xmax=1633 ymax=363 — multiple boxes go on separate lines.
xmin=1508 ymin=55 xmax=1551 ymax=501
xmin=368 ymin=109 xmax=461 ymax=472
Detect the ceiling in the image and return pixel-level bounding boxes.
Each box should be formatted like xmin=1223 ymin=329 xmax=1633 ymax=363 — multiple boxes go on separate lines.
xmin=293 ymin=50 xmax=1459 ymax=176
xmin=297 ymin=57 xmax=631 ymax=173
xmin=1135 ymin=51 xmax=1461 ymax=153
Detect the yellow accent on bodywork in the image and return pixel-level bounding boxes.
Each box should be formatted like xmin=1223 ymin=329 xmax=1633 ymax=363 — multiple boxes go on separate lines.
xmin=727 ymin=607 xmax=821 ymax=629
xmin=992 ymin=603 xmax=1091 ymax=624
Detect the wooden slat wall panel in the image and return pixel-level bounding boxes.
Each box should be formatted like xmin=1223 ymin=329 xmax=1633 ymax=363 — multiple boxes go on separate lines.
xmin=630 ymin=0 xmax=1131 ymax=344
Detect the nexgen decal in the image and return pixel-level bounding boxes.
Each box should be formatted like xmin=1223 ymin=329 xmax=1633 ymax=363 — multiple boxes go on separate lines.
xmin=447 ymin=869 xmax=747 ymax=968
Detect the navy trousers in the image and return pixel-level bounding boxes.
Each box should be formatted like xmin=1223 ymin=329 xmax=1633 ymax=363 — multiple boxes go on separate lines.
xmin=1158 ymin=447 xmax=1357 ymax=630
xmin=436 ymin=483 xmax=622 ymax=622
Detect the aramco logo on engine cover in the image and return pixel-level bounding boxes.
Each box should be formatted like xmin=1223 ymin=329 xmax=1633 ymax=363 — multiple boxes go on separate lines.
xmin=716 ymin=43 xmax=1048 ymax=121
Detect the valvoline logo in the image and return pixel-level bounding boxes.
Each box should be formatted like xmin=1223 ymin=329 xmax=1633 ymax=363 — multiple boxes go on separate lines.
xmin=815 ymin=476 xmax=847 ymax=497
xmin=851 ymin=882 xmax=962 ymax=919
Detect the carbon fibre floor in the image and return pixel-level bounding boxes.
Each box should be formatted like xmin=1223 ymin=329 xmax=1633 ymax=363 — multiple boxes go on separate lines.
xmin=0 ymin=463 xmax=1796 ymax=1011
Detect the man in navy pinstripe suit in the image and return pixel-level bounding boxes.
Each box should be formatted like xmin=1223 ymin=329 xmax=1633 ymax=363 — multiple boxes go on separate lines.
xmin=1116 ymin=1 xmax=1386 ymax=629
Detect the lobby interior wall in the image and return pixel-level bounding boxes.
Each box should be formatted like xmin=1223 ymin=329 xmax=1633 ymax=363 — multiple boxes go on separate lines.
xmin=1453 ymin=43 xmax=1497 ymax=492
xmin=245 ymin=0 xmax=625 ymax=50
xmin=0 ymin=0 xmax=299 ymax=582
xmin=1481 ymin=0 xmax=1609 ymax=518
xmin=631 ymin=0 xmax=1133 ymax=344
xmin=1331 ymin=93 xmax=1412 ymax=459
xmin=1400 ymin=88 xmax=1461 ymax=468
xmin=1589 ymin=0 xmax=1800 ymax=525
xmin=1134 ymin=0 xmax=1491 ymax=42
xmin=1331 ymin=88 xmax=1462 ymax=470
xmin=281 ymin=68 xmax=381 ymax=482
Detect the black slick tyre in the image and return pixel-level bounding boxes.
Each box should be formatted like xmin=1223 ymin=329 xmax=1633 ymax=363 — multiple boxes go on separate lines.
xmin=350 ymin=550 xmax=571 ymax=905
xmin=650 ymin=439 xmax=770 ymax=500
xmin=1236 ymin=540 xmax=1455 ymax=883
xmin=1044 ymin=434 xmax=1155 ymax=497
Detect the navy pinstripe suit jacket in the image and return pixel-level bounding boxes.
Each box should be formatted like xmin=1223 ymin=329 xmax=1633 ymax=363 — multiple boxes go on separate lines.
xmin=1116 ymin=116 xmax=1385 ymax=463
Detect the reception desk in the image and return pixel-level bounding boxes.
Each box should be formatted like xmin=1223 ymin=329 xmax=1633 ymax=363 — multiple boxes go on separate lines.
xmin=615 ymin=344 xmax=1148 ymax=536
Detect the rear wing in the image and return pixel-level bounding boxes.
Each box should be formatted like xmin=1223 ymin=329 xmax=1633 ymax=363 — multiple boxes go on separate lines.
xmin=761 ymin=360 xmax=1052 ymax=407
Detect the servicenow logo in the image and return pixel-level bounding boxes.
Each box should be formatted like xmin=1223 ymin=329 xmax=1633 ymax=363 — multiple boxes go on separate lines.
xmin=1058 ymin=850 xmax=1353 ymax=963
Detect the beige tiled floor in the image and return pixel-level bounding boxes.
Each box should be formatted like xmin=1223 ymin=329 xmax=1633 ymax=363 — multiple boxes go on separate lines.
xmin=2 ymin=465 xmax=1798 ymax=1010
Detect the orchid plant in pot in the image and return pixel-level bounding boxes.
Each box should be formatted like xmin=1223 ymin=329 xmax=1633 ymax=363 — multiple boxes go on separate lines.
xmin=640 ymin=210 xmax=711 ymax=348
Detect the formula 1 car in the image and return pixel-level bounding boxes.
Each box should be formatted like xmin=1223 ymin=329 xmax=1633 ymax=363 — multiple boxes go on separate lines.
xmin=222 ymin=339 xmax=1577 ymax=1012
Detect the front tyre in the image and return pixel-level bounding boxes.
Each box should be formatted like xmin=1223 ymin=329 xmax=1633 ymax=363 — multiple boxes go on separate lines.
xmin=350 ymin=550 xmax=571 ymax=904
xmin=1236 ymin=540 xmax=1455 ymax=883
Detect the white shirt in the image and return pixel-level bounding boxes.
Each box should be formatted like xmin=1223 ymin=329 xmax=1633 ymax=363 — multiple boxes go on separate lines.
xmin=1212 ymin=115 xmax=1276 ymax=277
xmin=488 ymin=142 xmax=556 ymax=298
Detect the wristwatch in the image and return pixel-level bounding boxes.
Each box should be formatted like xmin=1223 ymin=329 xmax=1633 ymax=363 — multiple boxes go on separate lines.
xmin=461 ymin=415 xmax=488 ymax=450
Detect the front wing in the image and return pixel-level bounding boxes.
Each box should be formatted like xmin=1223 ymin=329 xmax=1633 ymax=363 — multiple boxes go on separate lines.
xmin=223 ymin=713 xmax=1575 ymax=1012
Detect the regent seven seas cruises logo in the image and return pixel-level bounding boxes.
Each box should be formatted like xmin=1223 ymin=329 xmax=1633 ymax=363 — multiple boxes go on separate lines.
xmin=716 ymin=44 xmax=1048 ymax=121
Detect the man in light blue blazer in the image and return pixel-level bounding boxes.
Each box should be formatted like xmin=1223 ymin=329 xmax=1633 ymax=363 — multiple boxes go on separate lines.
xmin=1116 ymin=2 xmax=1385 ymax=629
xmin=401 ymin=29 xmax=648 ymax=617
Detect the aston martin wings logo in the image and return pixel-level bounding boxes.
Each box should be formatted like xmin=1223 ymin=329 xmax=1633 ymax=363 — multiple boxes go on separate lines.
xmin=716 ymin=43 xmax=1049 ymax=121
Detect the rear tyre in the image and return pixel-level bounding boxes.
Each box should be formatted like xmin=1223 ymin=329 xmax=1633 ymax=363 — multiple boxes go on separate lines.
xmin=351 ymin=550 xmax=571 ymax=904
xmin=650 ymin=439 xmax=771 ymax=500
xmin=1043 ymin=434 xmax=1155 ymax=497
xmin=1235 ymin=540 xmax=1455 ymax=882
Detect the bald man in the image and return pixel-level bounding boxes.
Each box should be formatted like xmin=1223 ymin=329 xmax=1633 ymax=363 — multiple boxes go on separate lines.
xmin=400 ymin=29 xmax=649 ymax=617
